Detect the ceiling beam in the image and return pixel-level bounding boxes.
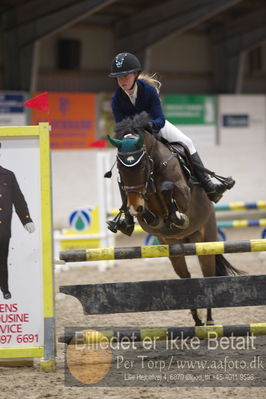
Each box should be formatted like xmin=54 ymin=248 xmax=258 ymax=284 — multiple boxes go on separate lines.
xmin=2 ymin=0 xmax=117 ymax=90
xmin=3 ymin=0 xmax=118 ymax=45
xmin=211 ymin=6 xmax=266 ymax=93
xmin=2 ymin=0 xmax=76 ymax=30
xmin=116 ymin=0 xmax=243 ymax=53
xmin=212 ymin=6 xmax=266 ymax=54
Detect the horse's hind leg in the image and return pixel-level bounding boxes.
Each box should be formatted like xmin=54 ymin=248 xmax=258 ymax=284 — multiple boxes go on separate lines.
xmin=198 ymin=253 xmax=217 ymax=326
xmin=196 ymin=208 xmax=218 ymax=325
xmin=170 ymin=256 xmax=204 ymax=326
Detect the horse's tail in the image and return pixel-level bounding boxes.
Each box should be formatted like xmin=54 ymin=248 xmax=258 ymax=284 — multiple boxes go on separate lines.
xmin=215 ymin=254 xmax=245 ymax=276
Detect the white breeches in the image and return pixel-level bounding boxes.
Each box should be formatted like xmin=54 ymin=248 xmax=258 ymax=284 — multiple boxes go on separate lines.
xmin=158 ymin=120 xmax=196 ymax=155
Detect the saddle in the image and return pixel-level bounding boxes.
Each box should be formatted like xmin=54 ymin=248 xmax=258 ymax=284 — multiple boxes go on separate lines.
xmin=159 ymin=137 xmax=198 ymax=182
xmin=159 ymin=138 xmax=233 ymax=188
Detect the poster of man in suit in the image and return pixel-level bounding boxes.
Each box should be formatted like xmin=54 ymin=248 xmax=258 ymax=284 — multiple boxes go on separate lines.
xmin=0 ymin=123 xmax=54 ymax=362
xmin=0 ymin=137 xmax=41 ymax=312
xmin=0 ymin=150 xmax=35 ymax=299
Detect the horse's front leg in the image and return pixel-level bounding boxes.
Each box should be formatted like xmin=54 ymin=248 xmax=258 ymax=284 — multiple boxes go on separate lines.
xmin=142 ymin=208 xmax=159 ymax=226
xmin=169 ymin=256 xmax=204 ymax=326
xmin=160 ymin=181 xmax=190 ymax=229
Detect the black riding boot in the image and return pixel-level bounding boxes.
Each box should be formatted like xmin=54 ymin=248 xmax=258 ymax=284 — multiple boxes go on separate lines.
xmin=191 ymin=152 xmax=235 ymax=203
xmin=106 ymin=183 xmax=135 ymax=236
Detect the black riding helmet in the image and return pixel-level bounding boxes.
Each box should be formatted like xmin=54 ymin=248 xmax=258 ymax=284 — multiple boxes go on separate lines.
xmin=109 ymin=52 xmax=142 ymax=78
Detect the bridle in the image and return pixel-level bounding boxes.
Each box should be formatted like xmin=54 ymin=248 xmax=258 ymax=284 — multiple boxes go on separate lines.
xmin=117 ymin=144 xmax=155 ymax=200
xmin=116 ymin=133 xmax=179 ymax=201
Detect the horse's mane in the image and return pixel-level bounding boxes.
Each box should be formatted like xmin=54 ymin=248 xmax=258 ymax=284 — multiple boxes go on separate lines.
xmin=114 ymin=112 xmax=150 ymax=139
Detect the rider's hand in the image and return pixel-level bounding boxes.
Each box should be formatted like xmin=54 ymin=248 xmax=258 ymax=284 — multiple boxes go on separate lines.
xmin=145 ymin=122 xmax=154 ymax=135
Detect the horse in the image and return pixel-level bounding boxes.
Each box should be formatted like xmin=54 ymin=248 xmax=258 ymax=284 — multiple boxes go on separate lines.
xmin=108 ymin=112 xmax=242 ymax=326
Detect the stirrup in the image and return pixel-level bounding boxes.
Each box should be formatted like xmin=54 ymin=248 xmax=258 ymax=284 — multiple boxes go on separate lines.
xmin=213 ymin=174 xmax=235 ymax=190
xmin=106 ymin=210 xmax=135 ymax=236
xmin=106 ymin=210 xmax=123 ymax=233
xmin=205 ymin=175 xmax=235 ymax=203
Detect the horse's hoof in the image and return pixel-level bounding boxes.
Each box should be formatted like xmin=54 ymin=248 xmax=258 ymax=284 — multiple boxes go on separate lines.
xmin=206 ymin=320 xmax=215 ymax=326
xmin=180 ymin=215 xmax=189 ymax=229
xmin=171 ymin=212 xmax=189 ymax=229
xmin=169 ymin=223 xmax=181 ymax=231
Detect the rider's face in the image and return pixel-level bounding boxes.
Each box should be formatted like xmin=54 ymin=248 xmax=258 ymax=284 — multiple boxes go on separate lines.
xmin=117 ymin=73 xmax=137 ymax=93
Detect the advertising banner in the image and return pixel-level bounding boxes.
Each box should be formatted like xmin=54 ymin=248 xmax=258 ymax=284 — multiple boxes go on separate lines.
xmin=162 ymin=95 xmax=217 ymax=146
xmin=0 ymin=92 xmax=27 ymax=126
xmin=0 ymin=124 xmax=54 ymax=368
xmin=31 ymin=93 xmax=97 ymax=149
xmin=163 ymin=95 xmax=216 ymax=125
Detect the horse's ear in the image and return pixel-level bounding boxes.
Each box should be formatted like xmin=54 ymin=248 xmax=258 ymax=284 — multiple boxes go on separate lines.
xmin=107 ymin=135 xmax=122 ymax=148
xmin=136 ymin=133 xmax=144 ymax=148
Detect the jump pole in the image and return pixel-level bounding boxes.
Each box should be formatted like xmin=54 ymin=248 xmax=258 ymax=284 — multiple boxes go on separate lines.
xmin=108 ymin=201 xmax=266 ymax=216
xmin=60 ymin=238 xmax=266 ymax=263
xmin=59 ymin=323 xmax=266 ymax=344
xmin=120 ymin=219 xmax=266 ymax=235
xmin=214 ymin=201 xmax=266 ymax=211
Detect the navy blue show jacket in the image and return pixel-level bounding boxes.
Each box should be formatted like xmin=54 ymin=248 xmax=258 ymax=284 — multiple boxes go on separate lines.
xmin=111 ymin=79 xmax=165 ymax=133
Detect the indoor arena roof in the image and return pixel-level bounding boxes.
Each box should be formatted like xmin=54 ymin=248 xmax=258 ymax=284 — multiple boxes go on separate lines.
xmin=0 ymin=0 xmax=265 ymax=34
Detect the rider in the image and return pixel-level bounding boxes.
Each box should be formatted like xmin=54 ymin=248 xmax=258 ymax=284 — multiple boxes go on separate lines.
xmin=107 ymin=52 xmax=235 ymax=236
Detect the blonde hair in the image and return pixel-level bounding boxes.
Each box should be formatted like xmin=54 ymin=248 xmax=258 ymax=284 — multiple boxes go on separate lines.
xmin=138 ymin=73 xmax=162 ymax=93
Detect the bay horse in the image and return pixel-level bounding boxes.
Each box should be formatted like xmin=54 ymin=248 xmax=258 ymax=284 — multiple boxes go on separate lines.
xmin=108 ymin=112 xmax=242 ymax=326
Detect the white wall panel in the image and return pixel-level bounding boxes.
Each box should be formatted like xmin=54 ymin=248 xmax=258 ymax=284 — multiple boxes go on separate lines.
xmin=218 ymin=95 xmax=266 ymax=145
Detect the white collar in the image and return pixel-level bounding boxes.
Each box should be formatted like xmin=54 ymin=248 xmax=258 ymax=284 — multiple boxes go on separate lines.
xmin=124 ymin=83 xmax=138 ymax=105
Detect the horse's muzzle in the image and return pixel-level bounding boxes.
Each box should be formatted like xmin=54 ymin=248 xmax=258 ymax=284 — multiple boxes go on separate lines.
xmin=129 ymin=204 xmax=144 ymax=216
xmin=127 ymin=192 xmax=145 ymax=216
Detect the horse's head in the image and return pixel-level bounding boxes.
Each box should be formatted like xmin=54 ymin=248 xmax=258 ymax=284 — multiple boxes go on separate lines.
xmin=108 ymin=113 xmax=154 ymax=215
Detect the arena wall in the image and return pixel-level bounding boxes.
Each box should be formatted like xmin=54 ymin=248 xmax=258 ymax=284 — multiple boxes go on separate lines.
xmin=51 ymin=94 xmax=266 ymax=228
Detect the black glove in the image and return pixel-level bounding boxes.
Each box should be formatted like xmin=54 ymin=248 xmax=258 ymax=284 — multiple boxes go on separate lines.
xmin=145 ymin=121 xmax=155 ymax=135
